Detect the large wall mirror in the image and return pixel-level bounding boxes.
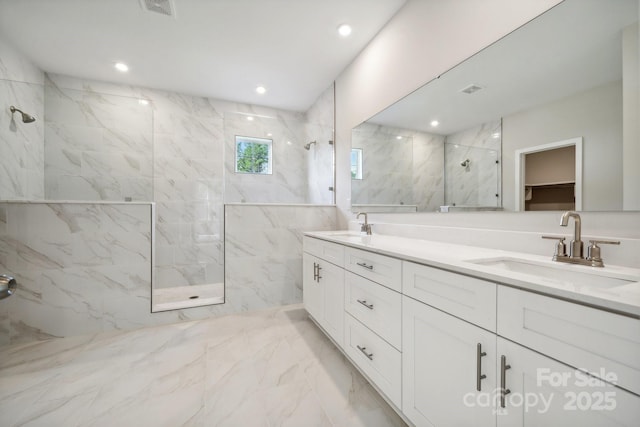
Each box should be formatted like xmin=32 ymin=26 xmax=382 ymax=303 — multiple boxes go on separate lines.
xmin=351 ymin=0 xmax=639 ymax=213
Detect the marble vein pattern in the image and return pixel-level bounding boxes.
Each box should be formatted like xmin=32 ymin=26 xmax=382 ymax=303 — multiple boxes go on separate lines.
xmin=44 ymin=75 xmax=154 ymax=202
xmin=0 ymin=42 xmax=45 ymax=200
xmin=351 ymin=123 xmax=444 ymax=211
xmin=225 ymin=205 xmax=337 ymax=311
xmin=444 ymin=120 xmax=502 ymax=207
xmin=43 ymin=74 xmax=335 ymax=295
xmin=0 ymin=305 xmax=407 ymax=427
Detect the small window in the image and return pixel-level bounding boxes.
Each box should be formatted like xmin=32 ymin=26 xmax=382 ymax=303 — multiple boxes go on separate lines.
xmin=351 ymin=148 xmax=362 ymax=180
xmin=235 ymin=136 xmax=272 ymax=174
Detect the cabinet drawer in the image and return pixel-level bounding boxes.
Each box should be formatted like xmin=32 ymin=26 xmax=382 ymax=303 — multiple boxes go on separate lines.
xmin=498 ymin=286 xmax=640 ymax=395
xmin=402 ymin=261 xmax=496 ymax=332
xmin=344 ymin=247 xmax=402 ymax=291
xmin=344 ymin=271 xmax=402 ymax=350
xmin=303 ymin=236 xmax=344 ymax=267
xmin=344 ymin=313 xmax=402 ymax=408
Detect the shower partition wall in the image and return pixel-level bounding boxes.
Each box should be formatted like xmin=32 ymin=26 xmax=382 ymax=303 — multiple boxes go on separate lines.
xmin=39 ymin=75 xmax=335 ymax=312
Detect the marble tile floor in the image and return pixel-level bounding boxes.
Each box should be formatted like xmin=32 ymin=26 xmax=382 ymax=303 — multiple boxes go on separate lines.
xmin=152 ymin=283 xmax=225 ymax=312
xmin=0 ymin=304 xmax=407 ymax=427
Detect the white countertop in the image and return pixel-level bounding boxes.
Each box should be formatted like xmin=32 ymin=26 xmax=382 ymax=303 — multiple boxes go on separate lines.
xmin=304 ymin=231 xmax=640 ymax=318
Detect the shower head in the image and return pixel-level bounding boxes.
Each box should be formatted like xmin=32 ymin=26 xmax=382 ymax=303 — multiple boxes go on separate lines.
xmin=10 ymin=106 xmax=36 ymax=123
xmin=460 ymin=159 xmax=470 ymax=167
xmin=304 ymin=141 xmax=317 ymax=150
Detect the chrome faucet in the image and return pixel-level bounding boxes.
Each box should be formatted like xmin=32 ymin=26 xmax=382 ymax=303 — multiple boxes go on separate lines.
xmin=560 ymin=211 xmax=583 ymax=258
xmin=357 ymin=212 xmax=372 ymax=235
xmin=542 ymin=211 xmax=620 ymax=267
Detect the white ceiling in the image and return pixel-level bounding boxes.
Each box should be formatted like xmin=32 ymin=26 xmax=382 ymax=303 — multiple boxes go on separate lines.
xmin=0 ymin=0 xmax=406 ymax=112
xmin=370 ymin=0 xmax=638 ymax=135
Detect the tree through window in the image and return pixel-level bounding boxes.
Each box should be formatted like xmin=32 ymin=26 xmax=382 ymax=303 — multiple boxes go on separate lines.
xmin=235 ymin=136 xmax=272 ymax=174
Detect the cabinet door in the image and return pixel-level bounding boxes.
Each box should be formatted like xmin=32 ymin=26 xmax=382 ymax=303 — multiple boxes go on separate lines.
xmin=403 ymin=296 xmax=497 ymax=427
xmin=303 ymin=254 xmax=323 ymax=322
xmin=319 ymin=259 xmax=345 ymax=346
xmin=496 ymin=338 xmax=640 ymax=427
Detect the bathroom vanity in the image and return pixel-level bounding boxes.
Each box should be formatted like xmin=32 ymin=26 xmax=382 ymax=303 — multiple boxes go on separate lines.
xmin=302 ymin=232 xmax=640 ymax=426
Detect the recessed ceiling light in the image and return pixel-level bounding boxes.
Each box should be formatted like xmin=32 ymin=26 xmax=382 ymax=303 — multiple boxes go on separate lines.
xmin=338 ymin=24 xmax=352 ymax=37
xmin=256 ymin=86 xmax=266 ymax=95
xmin=114 ymin=62 xmax=129 ymax=72
xmin=247 ymin=116 xmax=254 ymax=121
xmin=396 ymin=136 xmax=403 ymax=140
xmin=431 ymin=120 xmax=439 ymax=127
xmin=138 ymin=99 xmax=149 ymax=106
xmin=267 ymin=132 xmax=273 ymax=137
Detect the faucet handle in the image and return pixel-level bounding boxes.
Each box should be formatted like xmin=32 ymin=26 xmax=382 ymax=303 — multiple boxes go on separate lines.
xmin=588 ymin=239 xmax=621 ymax=246
xmin=587 ymin=239 xmax=620 ymax=267
xmin=542 ymin=235 xmax=567 ymax=257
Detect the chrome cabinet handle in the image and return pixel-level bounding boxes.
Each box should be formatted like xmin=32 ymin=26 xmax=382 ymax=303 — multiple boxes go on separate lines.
xmin=313 ymin=262 xmax=318 ymax=281
xmin=357 ymin=345 xmax=374 ymax=360
xmin=500 ymin=355 xmax=511 ymax=408
xmin=356 ymin=262 xmax=374 ymax=270
xmin=476 ymin=343 xmax=487 ymax=391
xmin=357 ymin=299 xmax=374 ymax=310
xmin=316 ymin=264 xmax=322 ymax=282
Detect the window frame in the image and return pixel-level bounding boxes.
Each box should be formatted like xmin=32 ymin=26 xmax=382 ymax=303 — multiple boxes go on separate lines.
xmin=234 ymin=135 xmax=273 ymax=175
xmin=351 ymin=148 xmax=363 ymax=180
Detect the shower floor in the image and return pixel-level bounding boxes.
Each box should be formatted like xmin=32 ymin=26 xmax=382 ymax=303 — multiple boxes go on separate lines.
xmin=152 ymin=282 xmax=224 ymax=311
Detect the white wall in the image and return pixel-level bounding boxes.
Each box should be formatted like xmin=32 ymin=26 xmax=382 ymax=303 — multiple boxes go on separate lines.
xmin=502 ymin=81 xmax=623 ymax=211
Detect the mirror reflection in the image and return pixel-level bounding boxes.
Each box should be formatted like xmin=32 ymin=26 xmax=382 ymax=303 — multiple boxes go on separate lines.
xmin=351 ymin=0 xmax=639 ymax=212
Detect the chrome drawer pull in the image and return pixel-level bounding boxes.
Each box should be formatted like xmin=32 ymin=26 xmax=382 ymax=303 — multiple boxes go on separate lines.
xmin=357 ymin=299 xmax=374 ymax=310
xmin=356 ymin=262 xmax=374 ymax=270
xmin=357 ymin=345 xmax=374 ymax=360
xmin=313 ymin=262 xmax=318 ymax=281
xmin=316 ymin=264 xmax=322 ymax=282
xmin=476 ymin=343 xmax=487 ymax=391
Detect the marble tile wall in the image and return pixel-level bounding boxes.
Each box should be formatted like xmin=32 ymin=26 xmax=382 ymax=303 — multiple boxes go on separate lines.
xmin=44 ymin=77 xmax=154 ymax=201
xmin=0 ymin=38 xmax=45 ymax=200
xmin=149 ymin=88 xmax=225 ymax=290
xmin=444 ymin=120 xmax=502 ymax=207
xmin=351 ymin=122 xmax=444 ymax=210
xmin=0 ymin=201 xmax=305 ymax=345
xmin=43 ymin=75 xmax=335 ymax=291
xmin=225 ymin=204 xmax=337 ymax=311
xmin=0 ymin=202 xmax=153 ymax=345
xmin=223 ymin=111 xmax=308 ymax=203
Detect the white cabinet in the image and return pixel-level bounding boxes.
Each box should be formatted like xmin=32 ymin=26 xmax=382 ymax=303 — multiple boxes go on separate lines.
xmin=403 ymin=261 xmax=496 ymax=332
xmin=496 ymin=337 xmax=640 ymax=427
xmin=344 ymin=313 xmax=402 ymax=407
xmin=303 ymin=234 xmax=640 ymax=426
xmin=344 ymin=271 xmax=402 ymax=349
xmin=402 ymin=295 xmax=497 ymax=427
xmin=498 ymin=286 xmax=640 ymax=396
xmin=303 ymin=238 xmax=345 ymax=347
xmin=344 ymin=246 xmax=402 ymax=292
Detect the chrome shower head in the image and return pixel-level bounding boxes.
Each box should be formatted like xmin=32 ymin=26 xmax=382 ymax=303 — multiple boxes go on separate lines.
xmin=10 ymin=106 xmax=36 ymax=123
xmin=460 ymin=159 xmax=470 ymax=167
xmin=304 ymin=141 xmax=317 ymax=150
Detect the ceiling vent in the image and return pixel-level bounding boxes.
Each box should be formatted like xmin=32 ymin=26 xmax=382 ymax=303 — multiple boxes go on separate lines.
xmin=460 ymin=84 xmax=484 ymax=95
xmin=139 ymin=0 xmax=175 ymax=17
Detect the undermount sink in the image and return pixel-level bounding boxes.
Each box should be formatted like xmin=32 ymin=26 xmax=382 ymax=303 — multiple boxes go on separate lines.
xmin=467 ymin=257 xmax=637 ymax=289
